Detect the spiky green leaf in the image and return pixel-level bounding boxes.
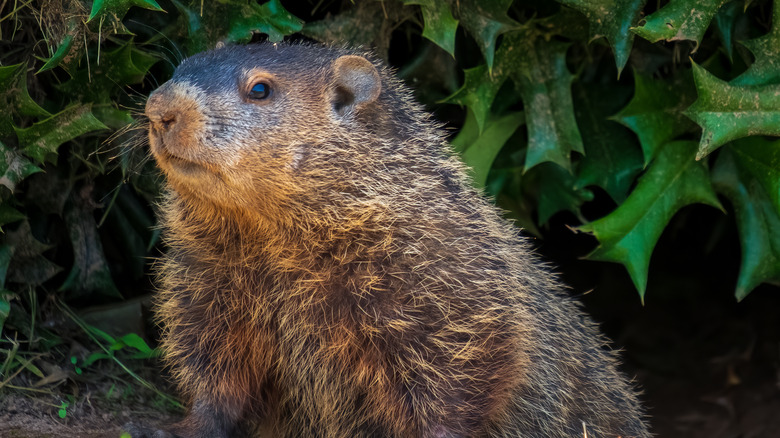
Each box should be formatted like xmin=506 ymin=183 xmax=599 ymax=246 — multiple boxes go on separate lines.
xmin=405 ymin=0 xmax=459 ymax=57
xmin=713 ymin=1 xmax=743 ymax=62
xmin=37 ymin=34 xmax=76 ymax=73
xmin=57 ymin=43 xmax=159 ymax=102
xmin=558 ymin=0 xmax=647 ymax=75
xmin=88 ymin=0 xmax=163 ymax=22
xmin=14 ymin=105 xmax=108 ymax=163
xmin=0 ymin=203 xmax=25 ymax=228
xmin=0 ymin=64 xmax=50 ymax=139
xmin=534 ymin=162 xmax=594 ymax=225
xmin=632 ymin=0 xmax=729 ymax=47
xmin=612 ymin=70 xmax=697 ymax=163
xmin=731 ymin=0 xmax=780 ymax=86
xmin=580 ymin=141 xmax=722 ymax=299
xmin=685 ymin=62 xmax=780 ymax=159
xmin=0 ymin=141 xmax=43 ymax=193
xmin=456 ymin=0 xmax=518 ymax=69
xmin=502 ymin=30 xmax=584 ymax=172
xmin=725 ymin=136 xmax=780 ymax=216
xmin=174 ymin=0 xmax=303 ymax=54
xmin=225 ymin=0 xmax=304 ymax=43
xmin=444 ymin=65 xmax=507 ymax=133
xmin=5 ymin=221 xmax=61 ymax=286
xmin=453 ymin=109 xmax=525 ymax=188
xmin=712 ymin=139 xmax=780 ymax=300
xmin=574 ymin=84 xmax=644 ymax=204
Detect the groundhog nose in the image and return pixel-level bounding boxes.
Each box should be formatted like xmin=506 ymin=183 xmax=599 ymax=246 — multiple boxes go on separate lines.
xmin=147 ymin=109 xmax=179 ymax=136
xmin=145 ymin=86 xmax=178 ymax=131
xmin=152 ymin=112 xmax=177 ymax=132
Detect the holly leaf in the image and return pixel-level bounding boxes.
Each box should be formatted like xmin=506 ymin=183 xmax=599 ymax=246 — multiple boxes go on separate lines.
xmin=57 ymin=43 xmax=159 ymax=102
xmin=557 ymin=0 xmax=647 ymax=75
xmin=456 ymin=0 xmax=519 ymax=69
xmin=446 ymin=24 xmax=585 ymax=165
xmin=37 ymin=34 xmax=76 ymax=74
xmin=224 ymin=0 xmax=304 ymax=43
xmin=444 ymin=65 xmax=507 ymax=133
xmin=632 ymin=0 xmax=729 ymax=48
xmin=174 ymin=0 xmax=302 ymax=54
xmin=88 ymin=0 xmax=163 ymax=22
xmin=574 ymin=83 xmax=644 ymax=204
xmin=5 ymin=221 xmax=62 ymax=286
xmin=35 ymin=15 xmax=85 ymax=75
xmin=612 ymin=69 xmax=697 ymax=163
xmin=92 ymin=106 xmax=134 ymax=130
xmin=579 ymin=141 xmax=722 ymax=300
xmin=14 ymin=104 xmax=108 ymax=163
xmin=724 ymin=136 xmax=780 ymax=217
xmin=684 ymin=61 xmax=780 ymax=159
xmin=502 ymin=30 xmax=584 ymax=172
xmin=0 ymin=140 xmax=42 ymax=193
xmin=0 ymin=64 xmax=51 ymax=139
xmin=731 ymin=0 xmax=780 ymax=86
xmin=713 ymin=1 xmax=744 ymax=62
xmin=405 ymin=0 xmax=459 ymax=57
xmin=452 ymin=109 xmax=525 ymax=188
xmin=712 ymin=139 xmax=780 ymax=300
xmin=533 ymin=162 xmax=594 ymax=225
xmin=0 ymin=203 xmax=25 ymax=228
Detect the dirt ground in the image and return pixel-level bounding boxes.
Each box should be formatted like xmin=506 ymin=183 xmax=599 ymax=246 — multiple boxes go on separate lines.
xmin=629 ymin=285 xmax=780 ymax=438
xmin=0 ymin=391 xmax=175 ymax=438
xmin=2 ymin=371 xmax=779 ymax=438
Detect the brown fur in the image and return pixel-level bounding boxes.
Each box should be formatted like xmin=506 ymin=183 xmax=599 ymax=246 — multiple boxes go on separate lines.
xmin=130 ymin=42 xmax=650 ymax=438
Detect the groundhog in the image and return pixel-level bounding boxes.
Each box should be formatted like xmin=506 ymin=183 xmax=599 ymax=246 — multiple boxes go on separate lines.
xmin=127 ymin=42 xmax=650 ymax=438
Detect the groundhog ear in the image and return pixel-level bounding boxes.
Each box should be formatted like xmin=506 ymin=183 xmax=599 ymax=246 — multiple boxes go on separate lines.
xmin=330 ymin=55 xmax=381 ymax=117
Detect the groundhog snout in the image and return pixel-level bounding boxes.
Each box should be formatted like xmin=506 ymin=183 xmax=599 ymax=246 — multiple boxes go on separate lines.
xmin=146 ymin=87 xmax=179 ymax=135
xmin=145 ymin=82 xmax=205 ymax=156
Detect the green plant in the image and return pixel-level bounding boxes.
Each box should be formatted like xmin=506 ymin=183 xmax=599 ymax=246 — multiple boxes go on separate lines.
xmin=57 ymin=399 xmax=69 ymax=418
xmin=438 ymin=0 xmax=780 ymax=302
xmin=57 ymin=301 xmax=179 ymax=406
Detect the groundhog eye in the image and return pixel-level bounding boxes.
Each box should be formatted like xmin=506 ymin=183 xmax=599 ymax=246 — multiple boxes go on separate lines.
xmin=248 ymin=82 xmax=271 ymax=100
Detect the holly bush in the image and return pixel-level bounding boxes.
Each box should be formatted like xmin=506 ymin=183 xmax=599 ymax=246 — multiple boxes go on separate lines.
xmin=1 ymin=0 xmax=778 ymax=345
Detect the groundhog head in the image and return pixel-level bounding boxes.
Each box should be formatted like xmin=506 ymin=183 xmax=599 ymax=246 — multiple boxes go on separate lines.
xmin=145 ymin=43 xmax=388 ymax=215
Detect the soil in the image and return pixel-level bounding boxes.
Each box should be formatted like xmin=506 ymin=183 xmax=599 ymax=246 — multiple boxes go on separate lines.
xmin=0 ymin=390 xmax=176 ymax=438
xmin=0 ymin=343 xmax=180 ymax=438
xmin=632 ymin=288 xmax=780 ymax=438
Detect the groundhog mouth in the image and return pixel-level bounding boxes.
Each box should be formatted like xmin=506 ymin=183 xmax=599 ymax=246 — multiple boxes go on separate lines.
xmin=155 ymin=149 xmax=212 ymax=177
